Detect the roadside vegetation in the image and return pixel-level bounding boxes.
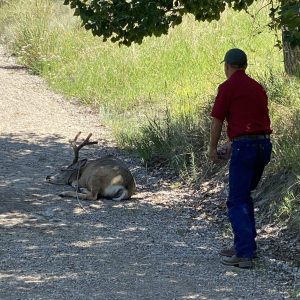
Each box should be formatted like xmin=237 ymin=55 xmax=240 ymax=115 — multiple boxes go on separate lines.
xmin=0 ymin=0 xmax=299 ymax=249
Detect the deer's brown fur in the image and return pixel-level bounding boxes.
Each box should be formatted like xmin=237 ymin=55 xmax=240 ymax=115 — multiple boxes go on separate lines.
xmin=46 ymin=133 xmax=136 ymax=201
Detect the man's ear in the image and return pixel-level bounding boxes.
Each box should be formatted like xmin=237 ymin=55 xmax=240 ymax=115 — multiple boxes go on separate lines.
xmin=224 ymin=63 xmax=231 ymax=78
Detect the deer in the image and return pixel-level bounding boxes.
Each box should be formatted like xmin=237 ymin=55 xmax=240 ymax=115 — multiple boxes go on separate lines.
xmin=46 ymin=132 xmax=136 ymax=201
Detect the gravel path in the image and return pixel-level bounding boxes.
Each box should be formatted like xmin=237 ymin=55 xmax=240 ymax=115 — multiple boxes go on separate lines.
xmin=0 ymin=46 xmax=298 ymax=300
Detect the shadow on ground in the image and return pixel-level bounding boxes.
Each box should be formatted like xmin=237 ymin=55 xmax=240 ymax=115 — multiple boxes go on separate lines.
xmin=0 ymin=133 xmax=293 ymax=299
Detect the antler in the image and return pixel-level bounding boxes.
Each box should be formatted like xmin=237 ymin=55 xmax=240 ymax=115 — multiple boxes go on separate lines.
xmin=69 ymin=132 xmax=98 ymax=164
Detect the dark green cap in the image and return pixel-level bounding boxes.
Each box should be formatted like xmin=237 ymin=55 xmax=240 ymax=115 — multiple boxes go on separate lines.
xmin=222 ymin=48 xmax=247 ymax=66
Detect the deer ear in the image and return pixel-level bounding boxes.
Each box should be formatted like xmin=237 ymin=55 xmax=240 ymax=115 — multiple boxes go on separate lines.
xmin=78 ymin=159 xmax=88 ymax=169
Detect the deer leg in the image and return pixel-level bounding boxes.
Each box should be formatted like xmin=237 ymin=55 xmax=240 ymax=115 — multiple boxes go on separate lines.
xmin=59 ymin=191 xmax=98 ymax=201
xmin=70 ymin=182 xmax=89 ymax=194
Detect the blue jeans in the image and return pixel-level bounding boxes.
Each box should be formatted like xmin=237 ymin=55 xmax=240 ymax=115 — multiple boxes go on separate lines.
xmin=228 ymin=138 xmax=272 ymax=258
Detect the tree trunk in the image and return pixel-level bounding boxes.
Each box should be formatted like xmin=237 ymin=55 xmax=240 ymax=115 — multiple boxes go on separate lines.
xmin=282 ymin=39 xmax=300 ymax=76
xmin=281 ymin=3 xmax=300 ymax=77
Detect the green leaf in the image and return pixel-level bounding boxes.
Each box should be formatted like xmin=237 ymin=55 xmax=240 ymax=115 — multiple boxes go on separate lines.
xmin=64 ymin=0 xmax=300 ymax=48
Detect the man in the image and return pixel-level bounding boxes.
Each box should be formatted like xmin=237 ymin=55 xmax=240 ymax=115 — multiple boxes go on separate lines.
xmin=209 ymin=48 xmax=272 ymax=268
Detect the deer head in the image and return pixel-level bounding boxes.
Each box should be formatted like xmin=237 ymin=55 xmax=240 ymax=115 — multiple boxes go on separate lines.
xmin=46 ymin=132 xmax=98 ymax=185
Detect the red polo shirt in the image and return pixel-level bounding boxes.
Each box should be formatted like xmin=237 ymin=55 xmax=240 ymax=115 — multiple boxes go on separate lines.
xmin=211 ymin=70 xmax=272 ymax=140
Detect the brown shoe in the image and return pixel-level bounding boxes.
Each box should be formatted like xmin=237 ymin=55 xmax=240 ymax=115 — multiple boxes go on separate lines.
xmin=221 ymin=255 xmax=254 ymax=269
xmin=219 ymin=246 xmax=257 ymax=258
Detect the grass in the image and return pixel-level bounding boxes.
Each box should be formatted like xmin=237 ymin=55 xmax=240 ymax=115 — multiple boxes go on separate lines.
xmin=0 ymin=0 xmax=299 ymax=228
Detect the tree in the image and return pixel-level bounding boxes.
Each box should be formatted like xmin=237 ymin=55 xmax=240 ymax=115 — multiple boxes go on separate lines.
xmin=64 ymin=0 xmax=300 ymax=75
xmin=280 ymin=2 xmax=300 ymax=75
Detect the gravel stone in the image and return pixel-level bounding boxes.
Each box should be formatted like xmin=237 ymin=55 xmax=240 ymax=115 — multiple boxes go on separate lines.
xmin=0 ymin=45 xmax=299 ymax=300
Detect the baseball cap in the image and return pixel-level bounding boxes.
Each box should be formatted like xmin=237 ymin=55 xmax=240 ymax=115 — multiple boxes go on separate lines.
xmin=221 ymin=48 xmax=247 ymax=66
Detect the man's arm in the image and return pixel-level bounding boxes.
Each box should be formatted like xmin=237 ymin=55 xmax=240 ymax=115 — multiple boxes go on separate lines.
xmin=208 ymin=117 xmax=223 ymax=161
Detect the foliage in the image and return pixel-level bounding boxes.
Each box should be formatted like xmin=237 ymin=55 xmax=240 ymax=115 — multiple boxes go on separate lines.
xmin=278 ymin=1 xmax=300 ymax=48
xmin=63 ymin=0 xmax=300 ymax=47
xmin=0 ymin=0 xmax=61 ymax=74
xmin=118 ymin=102 xmax=216 ymax=181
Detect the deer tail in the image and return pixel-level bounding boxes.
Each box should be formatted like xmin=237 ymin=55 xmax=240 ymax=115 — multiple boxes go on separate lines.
xmin=104 ymin=185 xmax=129 ymax=201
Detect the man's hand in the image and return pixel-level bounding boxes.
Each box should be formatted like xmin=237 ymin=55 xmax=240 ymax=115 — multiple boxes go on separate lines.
xmin=208 ymin=147 xmax=219 ymax=162
xmin=217 ymin=142 xmax=232 ymax=160
xmin=208 ymin=143 xmax=232 ymax=162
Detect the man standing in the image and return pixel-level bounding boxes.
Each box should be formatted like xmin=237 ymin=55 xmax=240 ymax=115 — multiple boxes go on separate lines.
xmin=209 ymin=48 xmax=272 ymax=268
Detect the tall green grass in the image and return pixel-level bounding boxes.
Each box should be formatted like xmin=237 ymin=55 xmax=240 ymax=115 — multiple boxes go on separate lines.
xmin=0 ymin=0 xmax=283 ymax=112
xmin=0 ymin=0 xmax=299 ymax=226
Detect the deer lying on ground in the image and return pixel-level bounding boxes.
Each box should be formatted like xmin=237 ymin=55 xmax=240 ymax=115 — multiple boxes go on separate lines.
xmin=46 ymin=132 xmax=136 ymax=201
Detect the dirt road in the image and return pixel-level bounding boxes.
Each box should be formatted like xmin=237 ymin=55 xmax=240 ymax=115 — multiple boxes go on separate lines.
xmin=0 ymin=46 xmax=298 ymax=299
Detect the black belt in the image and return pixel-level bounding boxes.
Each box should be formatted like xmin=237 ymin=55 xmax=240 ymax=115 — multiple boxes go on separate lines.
xmin=232 ymin=134 xmax=270 ymax=141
